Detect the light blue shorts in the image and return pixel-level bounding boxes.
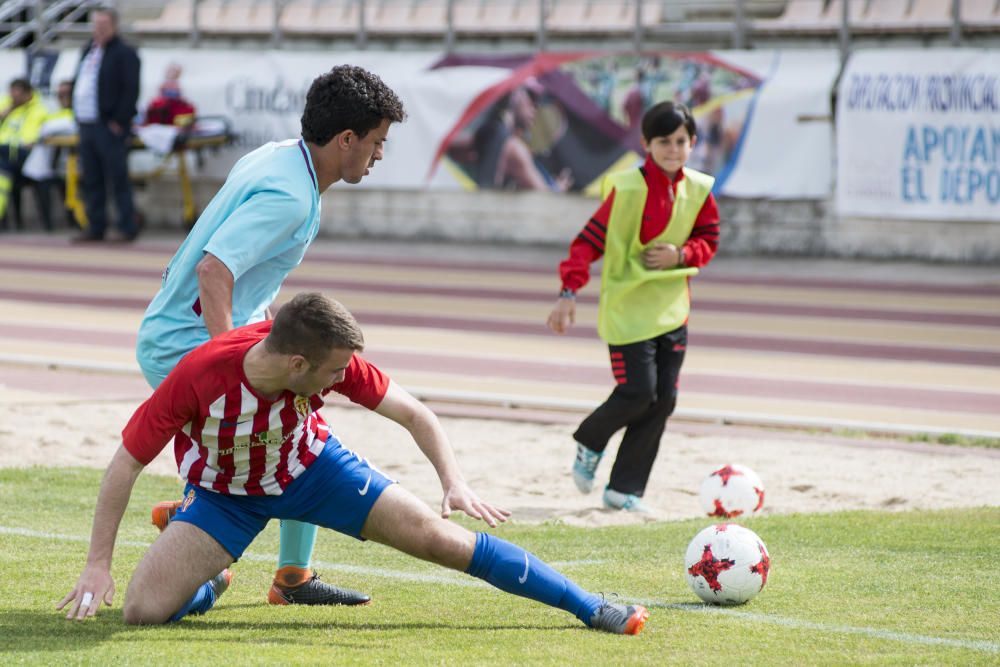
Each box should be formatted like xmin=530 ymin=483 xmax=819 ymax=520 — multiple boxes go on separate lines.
xmin=170 ymin=436 xmax=395 ymax=560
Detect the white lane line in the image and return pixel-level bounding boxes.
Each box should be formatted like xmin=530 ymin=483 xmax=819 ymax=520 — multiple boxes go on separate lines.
xmin=642 ymin=601 xmax=998 ymax=655
xmin=3 ymin=525 xmax=996 ymax=654
xmin=0 ymin=526 xmax=597 ymax=589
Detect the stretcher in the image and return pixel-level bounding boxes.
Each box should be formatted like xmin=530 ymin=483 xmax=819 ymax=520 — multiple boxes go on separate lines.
xmin=43 ymin=117 xmax=233 ymax=228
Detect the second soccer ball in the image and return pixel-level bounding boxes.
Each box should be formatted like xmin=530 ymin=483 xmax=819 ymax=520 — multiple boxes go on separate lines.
xmin=698 ymin=463 xmax=765 ymax=518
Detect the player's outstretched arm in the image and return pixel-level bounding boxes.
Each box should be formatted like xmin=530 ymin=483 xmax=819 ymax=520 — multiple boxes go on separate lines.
xmin=374 ymin=381 xmax=511 ymax=527
xmin=57 ymin=446 xmax=145 ymax=621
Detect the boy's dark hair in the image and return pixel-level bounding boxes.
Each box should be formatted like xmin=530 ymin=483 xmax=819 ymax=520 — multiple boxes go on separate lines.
xmin=300 ymin=65 xmax=406 ymax=145
xmin=641 ymin=101 xmax=697 ymax=142
xmin=9 ymin=78 xmax=32 ymax=93
xmin=265 ymin=292 xmax=365 ymax=367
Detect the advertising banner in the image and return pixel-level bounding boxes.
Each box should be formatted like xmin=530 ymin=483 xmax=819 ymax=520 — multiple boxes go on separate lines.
xmin=837 ymin=50 xmax=1000 ymax=222
xmin=31 ymin=47 xmax=835 ymax=198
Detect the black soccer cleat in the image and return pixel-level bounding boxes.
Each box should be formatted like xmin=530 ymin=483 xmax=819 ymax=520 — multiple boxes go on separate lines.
xmin=268 ymin=568 xmax=371 ymax=606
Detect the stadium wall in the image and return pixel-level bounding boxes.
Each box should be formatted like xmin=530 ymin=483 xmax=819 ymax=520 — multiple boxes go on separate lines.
xmin=4 ymin=46 xmax=997 ymax=262
xmin=138 ymin=179 xmax=1000 ymax=262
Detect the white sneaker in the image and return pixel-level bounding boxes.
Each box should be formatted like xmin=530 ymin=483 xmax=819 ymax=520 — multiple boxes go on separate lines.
xmin=572 ymin=442 xmax=603 ymax=494
xmin=603 ymin=487 xmax=651 ymax=513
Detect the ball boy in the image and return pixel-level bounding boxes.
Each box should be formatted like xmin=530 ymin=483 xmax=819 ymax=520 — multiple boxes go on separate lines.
xmin=547 ymin=102 xmax=720 ymax=513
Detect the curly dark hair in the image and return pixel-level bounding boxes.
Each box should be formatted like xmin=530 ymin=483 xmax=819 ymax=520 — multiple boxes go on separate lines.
xmin=300 ymin=65 xmax=406 ymax=145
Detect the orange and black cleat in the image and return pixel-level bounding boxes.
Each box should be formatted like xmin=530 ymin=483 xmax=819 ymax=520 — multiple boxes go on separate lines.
xmin=151 ymin=500 xmax=182 ymax=532
xmin=268 ymin=565 xmax=371 ymax=606
xmin=590 ymin=600 xmax=650 ymax=635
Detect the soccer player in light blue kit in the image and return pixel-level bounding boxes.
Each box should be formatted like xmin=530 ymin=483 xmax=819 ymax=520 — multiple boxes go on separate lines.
xmin=135 ymin=65 xmax=404 ymax=607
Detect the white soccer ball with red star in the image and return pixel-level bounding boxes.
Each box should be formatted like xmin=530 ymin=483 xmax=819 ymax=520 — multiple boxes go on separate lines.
xmin=685 ymin=523 xmax=770 ymax=605
xmin=698 ymin=464 xmax=765 ymax=518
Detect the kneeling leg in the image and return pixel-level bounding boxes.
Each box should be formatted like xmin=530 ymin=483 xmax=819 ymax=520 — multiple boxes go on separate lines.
xmin=123 ymin=522 xmax=233 ymax=625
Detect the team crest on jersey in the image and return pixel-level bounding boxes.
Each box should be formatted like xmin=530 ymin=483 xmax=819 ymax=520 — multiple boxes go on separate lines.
xmin=294 ymin=395 xmax=312 ymax=417
xmin=179 ymin=489 xmax=196 ymax=513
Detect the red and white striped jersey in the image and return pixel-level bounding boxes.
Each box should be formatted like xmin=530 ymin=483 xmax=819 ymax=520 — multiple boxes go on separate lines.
xmin=122 ymin=321 xmax=389 ymax=496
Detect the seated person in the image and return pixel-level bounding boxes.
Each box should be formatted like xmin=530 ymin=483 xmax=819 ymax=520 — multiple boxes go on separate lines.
xmin=19 ymin=80 xmax=78 ymax=231
xmin=0 ymin=78 xmax=49 ymax=229
xmin=145 ymin=80 xmax=195 ymax=127
xmin=145 ymin=65 xmax=196 ymax=127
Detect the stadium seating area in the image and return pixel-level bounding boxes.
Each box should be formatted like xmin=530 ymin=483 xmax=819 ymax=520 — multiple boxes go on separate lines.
xmin=1 ymin=1 xmax=998 ymax=50
xmin=755 ymin=0 xmax=1000 ymax=35
xmin=130 ymin=0 xmax=667 ymax=38
xmin=124 ymin=0 xmax=1000 ymax=46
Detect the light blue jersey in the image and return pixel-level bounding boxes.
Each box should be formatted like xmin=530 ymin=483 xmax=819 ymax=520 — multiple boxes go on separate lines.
xmin=137 ymin=139 xmax=321 ymax=384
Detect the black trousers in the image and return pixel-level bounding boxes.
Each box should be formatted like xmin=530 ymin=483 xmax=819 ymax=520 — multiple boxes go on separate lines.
xmin=574 ymin=325 xmax=687 ymax=496
xmin=0 ymin=145 xmax=29 ymax=227
xmin=78 ymin=121 xmax=137 ymax=239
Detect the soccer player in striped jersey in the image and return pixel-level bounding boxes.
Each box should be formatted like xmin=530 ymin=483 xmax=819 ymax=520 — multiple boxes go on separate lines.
xmin=133 ymin=65 xmax=405 ymax=606
xmin=59 ymin=293 xmax=649 ymax=635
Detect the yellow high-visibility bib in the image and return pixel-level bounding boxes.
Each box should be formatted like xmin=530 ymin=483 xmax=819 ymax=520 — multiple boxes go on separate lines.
xmin=0 ymin=92 xmax=48 ymax=147
xmin=598 ymin=166 xmax=714 ymax=345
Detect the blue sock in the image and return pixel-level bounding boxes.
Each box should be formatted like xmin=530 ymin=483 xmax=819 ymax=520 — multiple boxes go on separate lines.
xmin=465 ymin=532 xmax=602 ymax=626
xmin=168 ymin=581 xmax=218 ymax=622
xmin=278 ymin=520 xmax=319 ymax=569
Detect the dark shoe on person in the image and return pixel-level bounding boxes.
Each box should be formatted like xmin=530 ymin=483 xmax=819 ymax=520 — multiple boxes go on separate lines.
xmin=589 ymin=599 xmax=650 ymax=635
xmin=268 ymin=566 xmax=371 ymax=606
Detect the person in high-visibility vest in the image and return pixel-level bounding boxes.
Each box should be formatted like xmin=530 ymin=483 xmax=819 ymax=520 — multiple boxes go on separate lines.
xmin=547 ymin=102 xmax=721 ymax=513
xmin=0 ymin=78 xmax=49 ymax=227
xmin=20 ymin=80 xmax=78 ymax=230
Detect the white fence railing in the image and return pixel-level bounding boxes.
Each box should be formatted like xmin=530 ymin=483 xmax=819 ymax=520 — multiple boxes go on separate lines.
xmin=0 ymin=1 xmax=994 ymax=56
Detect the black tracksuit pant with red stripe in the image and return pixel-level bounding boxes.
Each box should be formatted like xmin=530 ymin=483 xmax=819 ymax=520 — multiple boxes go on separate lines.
xmin=574 ymin=325 xmax=687 ymax=497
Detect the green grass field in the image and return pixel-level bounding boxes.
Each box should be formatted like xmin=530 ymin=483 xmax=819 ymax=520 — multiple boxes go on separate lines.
xmin=1 ymin=467 xmax=997 ymax=666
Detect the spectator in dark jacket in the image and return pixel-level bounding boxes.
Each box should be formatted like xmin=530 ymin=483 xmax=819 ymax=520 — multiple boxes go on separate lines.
xmin=72 ymin=6 xmax=141 ymax=242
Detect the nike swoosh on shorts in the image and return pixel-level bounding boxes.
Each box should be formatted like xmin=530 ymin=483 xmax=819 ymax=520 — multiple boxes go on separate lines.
xmin=358 ymin=474 xmax=372 ymax=496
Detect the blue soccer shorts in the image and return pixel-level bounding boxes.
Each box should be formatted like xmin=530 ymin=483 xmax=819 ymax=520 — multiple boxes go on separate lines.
xmin=169 ymin=435 xmax=395 ymax=560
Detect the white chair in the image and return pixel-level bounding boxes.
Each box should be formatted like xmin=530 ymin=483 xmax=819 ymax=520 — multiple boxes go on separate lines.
xmin=961 ymin=0 xmax=1000 ymax=29
xmin=450 ymin=0 xmax=484 ymax=32
xmin=410 ymin=0 xmax=449 ymax=34
xmin=368 ymin=0 xmax=412 ymax=34
xmin=854 ymin=0 xmax=911 ymax=32
xmin=547 ymin=0 xmax=589 ymax=32
xmin=908 ymin=0 xmax=955 ymax=30
xmin=477 ymin=0 xmax=521 ymax=34
xmin=133 ymin=0 xmax=193 ymax=33
xmin=753 ymin=0 xmax=828 ymax=33
xmin=312 ymin=0 xmax=366 ymax=35
xmin=280 ymin=0 xmax=319 ymax=32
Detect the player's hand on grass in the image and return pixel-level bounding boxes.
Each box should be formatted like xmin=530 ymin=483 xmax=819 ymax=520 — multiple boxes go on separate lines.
xmin=441 ymin=481 xmax=512 ymax=528
xmin=57 ymin=564 xmax=115 ymax=620
xmin=642 ymin=243 xmax=681 ymax=270
xmin=547 ymin=298 xmax=576 ymax=334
